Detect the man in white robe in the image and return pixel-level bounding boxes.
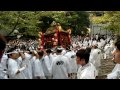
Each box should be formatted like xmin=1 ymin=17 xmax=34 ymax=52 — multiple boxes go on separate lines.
xmin=0 ymin=54 xmax=8 ymax=79
xmin=7 ymin=48 xmax=27 ymax=79
xmin=92 ymin=39 xmax=97 ymax=46
xmin=100 ymin=39 xmax=106 ymax=48
xmin=72 ymin=43 xmax=77 ymax=49
xmin=42 ymin=49 xmax=53 ymax=79
xmin=96 ymin=34 xmax=99 ymax=40
xmin=20 ymin=52 xmax=33 ymax=79
xmin=0 ymin=35 xmax=8 ymax=79
xmin=89 ymin=45 xmax=101 ymax=76
xmin=109 ymin=41 xmax=115 ymax=55
xmin=76 ymin=49 xmax=97 ymax=79
xmin=88 ymin=39 xmax=92 ymax=47
xmin=107 ymin=64 xmax=120 ymax=79
xmin=16 ymin=55 xmax=23 ymax=68
xmin=64 ymin=49 xmax=77 ymax=79
xmin=33 ymin=51 xmax=45 ymax=79
xmin=1 ymin=54 xmax=8 ymax=71
xmin=62 ymin=49 xmax=67 ymax=56
xmin=104 ymin=44 xmax=111 ymax=60
xmin=26 ymin=51 xmax=37 ymax=78
xmin=107 ymin=40 xmax=120 ymax=79
xmin=77 ymin=63 xmax=97 ymax=79
xmin=107 ymin=41 xmax=120 ymax=79
xmin=83 ymin=40 xmax=88 ymax=47
xmin=51 ymin=48 xmax=71 ymax=79
xmin=97 ymin=41 xmax=102 ymax=49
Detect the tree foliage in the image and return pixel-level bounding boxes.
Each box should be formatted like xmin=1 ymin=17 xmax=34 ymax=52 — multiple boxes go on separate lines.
xmin=0 ymin=11 xmax=90 ymax=37
xmin=90 ymin=11 xmax=120 ymax=35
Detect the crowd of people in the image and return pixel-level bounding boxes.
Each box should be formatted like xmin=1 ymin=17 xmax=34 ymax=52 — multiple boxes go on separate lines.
xmin=0 ymin=34 xmax=120 ymax=79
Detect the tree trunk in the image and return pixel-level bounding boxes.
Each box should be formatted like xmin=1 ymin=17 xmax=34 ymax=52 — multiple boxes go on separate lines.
xmin=7 ymin=13 xmax=21 ymax=36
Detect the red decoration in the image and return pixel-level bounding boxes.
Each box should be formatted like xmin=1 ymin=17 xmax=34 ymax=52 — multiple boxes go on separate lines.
xmin=38 ymin=25 xmax=71 ymax=49
xmin=41 ymin=33 xmax=44 ymax=47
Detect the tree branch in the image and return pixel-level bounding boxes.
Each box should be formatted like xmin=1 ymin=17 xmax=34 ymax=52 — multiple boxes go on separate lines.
xmin=7 ymin=12 xmax=21 ymax=36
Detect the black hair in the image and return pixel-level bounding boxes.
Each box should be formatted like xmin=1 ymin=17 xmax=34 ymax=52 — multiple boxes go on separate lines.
xmin=14 ymin=45 xmax=19 ymax=49
xmin=86 ymin=47 xmax=92 ymax=54
xmin=76 ymin=49 xmax=90 ymax=64
xmin=116 ymin=35 xmax=120 ymax=41
xmin=29 ymin=52 xmax=33 ymax=55
xmin=115 ymin=40 xmax=120 ymax=51
xmin=56 ymin=49 xmax=62 ymax=53
xmin=66 ymin=46 xmax=71 ymax=51
xmin=20 ymin=45 xmax=26 ymax=50
xmin=46 ymin=49 xmax=52 ymax=54
xmin=0 ymin=34 xmax=6 ymax=51
xmin=7 ymin=48 xmax=16 ymax=58
xmin=38 ymin=51 xmax=44 ymax=57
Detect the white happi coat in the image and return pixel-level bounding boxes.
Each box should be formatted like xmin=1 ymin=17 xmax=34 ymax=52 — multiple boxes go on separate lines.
xmin=100 ymin=39 xmax=105 ymax=47
xmin=97 ymin=42 xmax=102 ymax=49
xmin=96 ymin=35 xmax=98 ymax=40
xmin=51 ymin=55 xmax=71 ymax=79
xmin=33 ymin=59 xmax=45 ymax=79
xmin=64 ymin=51 xmax=77 ymax=74
xmin=52 ymin=53 xmax=57 ymax=57
xmin=89 ymin=48 xmax=95 ymax=63
xmin=92 ymin=40 xmax=97 ymax=46
xmin=89 ymin=40 xmax=92 ymax=47
xmin=107 ymin=64 xmax=120 ymax=79
xmin=83 ymin=41 xmax=88 ymax=47
xmin=90 ymin=48 xmax=101 ymax=66
xmin=41 ymin=55 xmax=52 ymax=77
xmin=16 ymin=57 xmax=23 ymax=67
xmin=8 ymin=58 xmax=26 ymax=79
xmin=62 ymin=50 xmax=67 ymax=55
xmin=30 ymin=56 xmax=36 ymax=78
xmin=21 ymin=54 xmax=33 ymax=79
xmin=110 ymin=39 xmax=114 ymax=45
xmin=0 ymin=62 xmax=8 ymax=79
xmin=0 ymin=55 xmax=9 ymax=79
xmin=77 ymin=63 xmax=97 ymax=79
xmin=89 ymin=48 xmax=101 ymax=76
xmin=30 ymin=56 xmax=36 ymax=66
xmin=104 ymin=44 xmax=111 ymax=55
xmin=109 ymin=42 xmax=115 ymax=53
xmin=1 ymin=54 xmax=8 ymax=71
xmin=49 ymin=54 xmax=54 ymax=65
xmin=72 ymin=43 xmax=77 ymax=48
xmin=77 ymin=42 xmax=81 ymax=47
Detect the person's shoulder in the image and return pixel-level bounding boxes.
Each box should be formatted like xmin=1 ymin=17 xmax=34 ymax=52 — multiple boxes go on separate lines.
xmin=8 ymin=58 xmax=13 ymax=61
xmin=32 ymin=56 xmax=36 ymax=59
xmin=89 ymin=62 xmax=94 ymax=67
xmin=24 ymin=52 xmax=29 ymax=55
xmin=34 ymin=59 xmax=40 ymax=63
xmin=44 ymin=55 xmax=48 ymax=58
xmin=53 ymin=56 xmax=59 ymax=60
xmin=64 ymin=52 xmax=70 ymax=57
xmin=17 ymin=56 xmax=22 ymax=60
xmin=62 ymin=55 xmax=68 ymax=58
xmin=96 ymin=48 xmax=101 ymax=52
xmin=79 ymin=67 xmax=94 ymax=79
xmin=89 ymin=63 xmax=97 ymax=71
xmin=61 ymin=56 xmax=69 ymax=61
xmin=8 ymin=58 xmax=16 ymax=64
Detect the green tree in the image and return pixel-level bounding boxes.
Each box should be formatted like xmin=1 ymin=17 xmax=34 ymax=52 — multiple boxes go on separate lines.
xmin=54 ymin=11 xmax=90 ymax=36
xmin=90 ymin=11 xmax=120 ymax=35
xmin=0 ymin=11 xmax=90 ymax=37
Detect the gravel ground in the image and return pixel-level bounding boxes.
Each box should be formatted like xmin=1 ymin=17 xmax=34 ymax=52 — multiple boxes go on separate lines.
xmin=97 ymin=58 xmax=116 ymax=79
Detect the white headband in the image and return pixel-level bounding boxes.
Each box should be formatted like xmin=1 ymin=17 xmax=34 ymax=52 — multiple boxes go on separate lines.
xmin=57 ymin=48 xmax=64 ymax=50
xmin=6 ymin=51 xmax=19 ymax=55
